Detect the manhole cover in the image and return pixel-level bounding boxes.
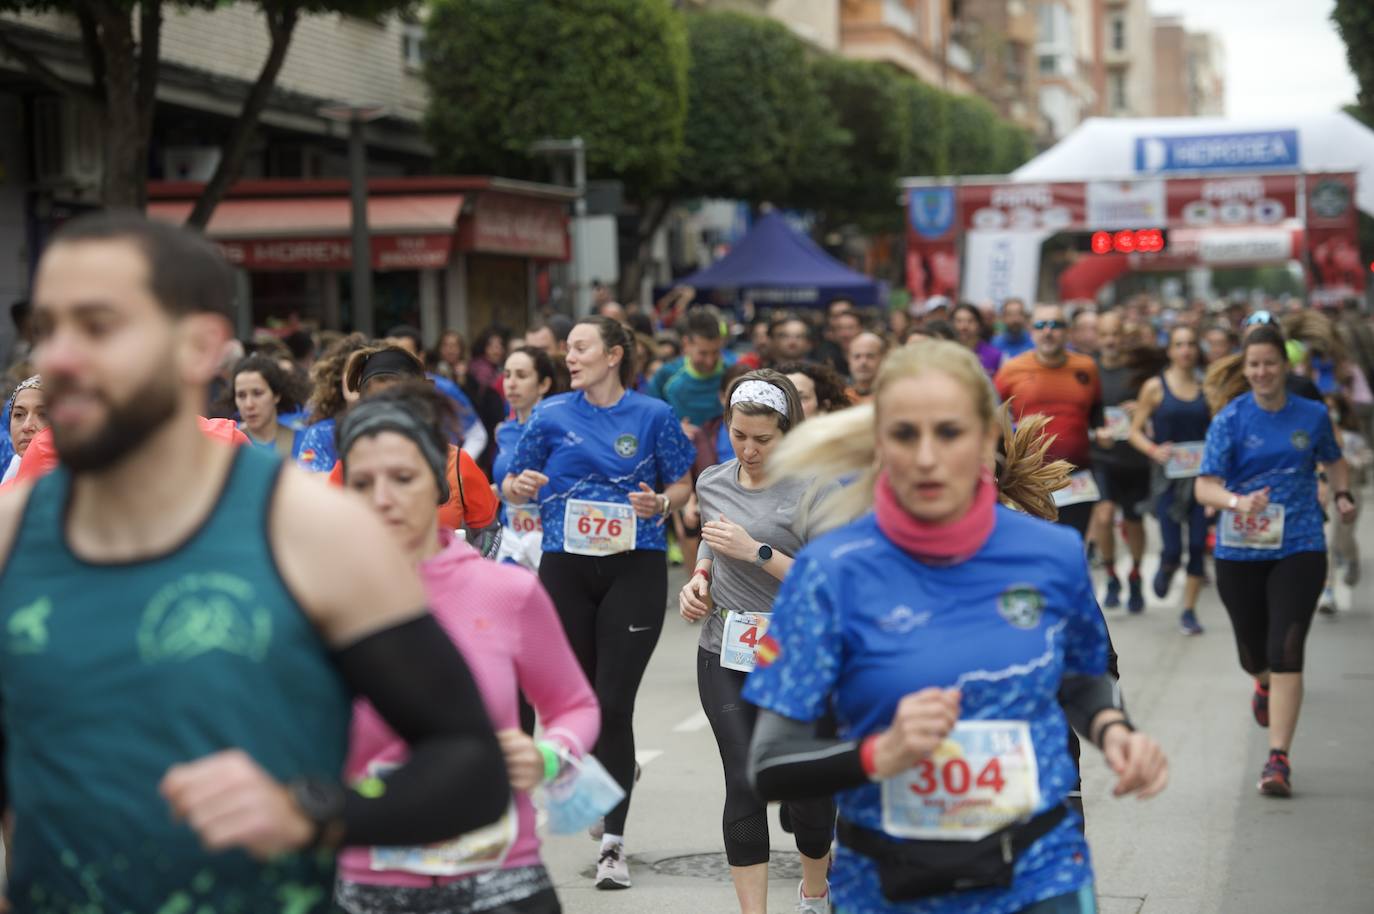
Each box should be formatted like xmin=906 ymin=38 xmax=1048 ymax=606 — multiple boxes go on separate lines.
xmin=651 ymin=851 xmax=804 ymax=881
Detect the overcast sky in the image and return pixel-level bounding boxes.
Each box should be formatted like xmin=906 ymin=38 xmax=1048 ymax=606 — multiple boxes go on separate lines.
xmin=1150 ymin=0 xmax=1359 ymax=120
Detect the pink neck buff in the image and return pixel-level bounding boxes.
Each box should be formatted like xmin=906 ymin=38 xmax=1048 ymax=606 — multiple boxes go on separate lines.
xmin=873 ymin=469 xmax=997 ymax=564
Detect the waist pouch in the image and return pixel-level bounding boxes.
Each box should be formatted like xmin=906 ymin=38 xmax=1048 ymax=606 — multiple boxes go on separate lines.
xmin=836 ymin=804 xmax=1068 ymax=902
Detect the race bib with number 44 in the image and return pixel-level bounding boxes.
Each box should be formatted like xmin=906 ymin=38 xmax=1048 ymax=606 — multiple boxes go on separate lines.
xmin=720 ymin=611 xmax=771 ymax=672
xmin=1219 ymin=503 xmax=1284 ymax=550
xmin=880 ymin=720 xmax=1042 ymax=841
xmin=563 ymin=499 xmax=637 ymax=556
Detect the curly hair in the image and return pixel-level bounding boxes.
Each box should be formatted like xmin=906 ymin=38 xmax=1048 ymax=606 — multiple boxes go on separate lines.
xmin=772 ymin=360 xmax=851 ymax=413
xmin=222 ymin=354 xmax=306 ymax=417
xmin=306 ymin=333 xmax=370 ymax=421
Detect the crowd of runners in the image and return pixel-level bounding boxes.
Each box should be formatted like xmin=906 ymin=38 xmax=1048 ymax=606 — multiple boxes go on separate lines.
xmin=0 ymin=211 xmax=1368 ymax=913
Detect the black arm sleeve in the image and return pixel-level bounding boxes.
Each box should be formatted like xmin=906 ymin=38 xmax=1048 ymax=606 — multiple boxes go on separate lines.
xmin=748 ymin=709 xmax=868 ymax=801
xmin=1089 ymin=398 xmax=1105 ymax=430
xmin=332 ymin=613 xmax=510 ymax=846
xmin=1057 ymin=673 xmax=1126 ymax=745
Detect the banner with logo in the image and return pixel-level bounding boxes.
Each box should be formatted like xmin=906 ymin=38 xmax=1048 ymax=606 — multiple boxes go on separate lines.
xmin=1134 ymin=130 xmax=1300 ymax=174
xmin=1166 ymin=175 xmax=1299 ymax=227
xmin=1086 ymin=180 xmax=1166 ymax=229
xmin=961 ymin=230 xmax=1052 ymax=307
xmin=958 ymin=183 xmax=1085 ymax=233
xmin=905 ymin=186 xmax=960 ymax=300
xmin=1305 ymin=172 xmax=1365 ymax=304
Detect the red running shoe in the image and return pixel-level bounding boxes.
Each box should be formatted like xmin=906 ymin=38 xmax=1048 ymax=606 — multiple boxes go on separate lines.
xmin=1259 ymin=751 xmax=1292 ymax=797
xmin=1252 ymin=681 xmax=1270 ymax=728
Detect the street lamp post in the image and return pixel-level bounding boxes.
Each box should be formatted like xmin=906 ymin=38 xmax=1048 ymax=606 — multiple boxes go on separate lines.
xmin=319 ymin=103 xmax=387 ymax=336
xmin=531 ymin=137 xmax=587 ymax=315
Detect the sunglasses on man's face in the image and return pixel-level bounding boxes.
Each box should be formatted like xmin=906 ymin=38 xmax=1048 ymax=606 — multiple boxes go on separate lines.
xmin=1244 ymin=310 xmax=1276 ymax=327
xmin=1032 ymin=320 xmax=1068 ymax=331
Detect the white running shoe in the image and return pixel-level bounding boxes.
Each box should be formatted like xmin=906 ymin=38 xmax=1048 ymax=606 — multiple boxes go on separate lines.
xmin=1318 ymin=587 xmax=1337 ymax=616
xmin=596 ymin=843 xmax=631 ymax=890
xmin=796 ymin=880 xmax=831 ymax=914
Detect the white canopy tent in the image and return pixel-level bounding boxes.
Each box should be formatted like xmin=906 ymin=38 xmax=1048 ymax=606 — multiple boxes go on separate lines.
xmin=1013 ymin=112 xmax=1374 ymax=218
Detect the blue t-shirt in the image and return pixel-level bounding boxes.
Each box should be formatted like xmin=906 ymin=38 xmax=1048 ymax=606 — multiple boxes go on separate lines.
xmin=429 ymin=373 xmax=480 ymax=438
xmin=492 ymin=416 xmax=526 ymax=526
xmin=743 ymin=508 xmax=1108 ymax=914
xmin=238 ymin=421 xmax=304 ymax=460
xmin=295 ymin=417 xmax=337 ymax=473
xmin=1200 ymin=391 xmax=1341 ymax=561
xmin=992 ymin=331 xmax=1034 ymax=360
xmin=507 ymin=391 xmax=695 ymax=553
xmin=649 ymin=353 xmax=738 ymax=426
xmin=715 ymin=420 xmax=735 ymax=463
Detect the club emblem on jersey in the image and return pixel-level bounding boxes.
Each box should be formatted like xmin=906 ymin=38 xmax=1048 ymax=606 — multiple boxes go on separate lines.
xmin=138 ymin=573 xmax=272 ymax=664
xmin=1291 ymin=430 xmax=1310 ymax=450
xmin=1075 ymin=370 xmax=1091 ymax=386
xmin=7 ymin=597 xmax=51 ymax=654
xmin=614 ymin=434 xmax=639 ymax=458
xmin=997 ymin=585 xmax=1044 ymax=629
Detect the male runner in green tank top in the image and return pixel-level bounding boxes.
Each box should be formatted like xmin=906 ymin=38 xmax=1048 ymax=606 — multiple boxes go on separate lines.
xmin=0 ymin=212 xmax=511 ymax=913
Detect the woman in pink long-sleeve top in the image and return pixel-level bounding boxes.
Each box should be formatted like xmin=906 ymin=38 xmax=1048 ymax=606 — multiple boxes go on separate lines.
xmin=333 ymin=382 xmax=600 ymax=914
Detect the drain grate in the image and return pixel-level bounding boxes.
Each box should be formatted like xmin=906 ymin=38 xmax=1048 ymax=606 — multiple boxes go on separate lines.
xmin=650 ymin=851 xmax=804 ymax=881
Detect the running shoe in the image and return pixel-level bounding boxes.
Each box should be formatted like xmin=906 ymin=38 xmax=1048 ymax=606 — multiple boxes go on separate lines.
xmin=1318 ymin=587 xmax=1337 ymax=616
xmin=1258 ymin=751 xmax=1292 ymax=798
xmin=1179 ymin=609 xmax=1204 ymax=636
xmin=1152 ymin=564 xmax=1177 ymax=600
xmin=1127 ymin=573 xmax=1145 ymax=613
xmin=1252 ymin=681 xmax=1270 ymax=728
xmin=1344 ymin=557 xmax=1361 ymax=587
xmin=1103 ymin=576 xmax=1122 ymax=609
xmin=596 ymin=843 xmax=631 ymax=890
xmin=797 ymin=880 xmax=831 ymax=914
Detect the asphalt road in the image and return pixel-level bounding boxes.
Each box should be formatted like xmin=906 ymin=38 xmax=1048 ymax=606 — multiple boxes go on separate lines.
xmin=540 ymin=512 xmax=1374 ymax=914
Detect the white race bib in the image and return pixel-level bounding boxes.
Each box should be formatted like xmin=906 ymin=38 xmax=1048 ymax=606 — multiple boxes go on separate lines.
xmin=1164 ymin=441 xmax=1206 ymax=479
xmin=1104 ymin=406 xmax=1131 ymax=442
xmin=720 ymin=611 xmax=772 ymax=673
xmin=366 ymin=760 xmax=517 ymax=876
xmin=507 ymin=502 xmax=543 ymax=534
xmin=880 ymin=720 xmax=1042 ymax=841
xmin=1051 ymin=470 xmax=1101 ymax=508
xmin=1219 ymin=503 xmax=1284 ymax=550
xmin=563 ymin=499 xmax=636 ymax=556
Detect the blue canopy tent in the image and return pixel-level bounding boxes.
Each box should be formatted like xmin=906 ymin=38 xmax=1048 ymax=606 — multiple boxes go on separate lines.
xmin=674 ymin=211 xmax=883 ymax=307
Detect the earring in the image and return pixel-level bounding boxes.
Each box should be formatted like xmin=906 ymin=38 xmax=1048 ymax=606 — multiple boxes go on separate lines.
xmin=980 ymin=465 xmax=996 ymax=487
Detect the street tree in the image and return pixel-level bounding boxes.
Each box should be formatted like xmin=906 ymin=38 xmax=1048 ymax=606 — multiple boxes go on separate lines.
xmin=1333 ymin=0 xmax=1374 ymax=124
xmin=0 ymin=1 xmax=408 ymax=217
xmin=945 ymin=94 xmax=1006 ymax=177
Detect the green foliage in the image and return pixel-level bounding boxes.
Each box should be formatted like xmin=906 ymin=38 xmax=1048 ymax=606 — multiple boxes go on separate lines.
xmin=1333 ymin=0 xmax=1374 ymax=122
xmin=945 ymin=94 xmax=1006 ymax=176
xmin=809 ymin=56 xmax=911 ymax=220
xmin=423 ymin=0 xmax=688 ymax=194
xmin=676 ymin=10 xmax=844 ymax=206
xmin=896 ymin=75 xmax=949 ymax=178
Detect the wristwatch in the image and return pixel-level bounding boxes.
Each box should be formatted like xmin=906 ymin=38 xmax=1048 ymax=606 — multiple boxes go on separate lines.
xmin=288 ymin=777 xmax=347 ymax=849
xmin=1227 ymin=494 xmax=1239 ymax=510
xmin=752 ymin=543 xmax=773 ymax=567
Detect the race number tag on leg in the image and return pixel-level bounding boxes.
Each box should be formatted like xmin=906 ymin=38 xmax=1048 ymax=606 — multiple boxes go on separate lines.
xmin=1164 ymin=442 xmax=1205 ymax=479
xmin=563 ymin=499 xmax=636 ymax=556
xmin=1104 ymin=407 xmax=1131 ymax=441
xmin=1220 ymin=504 xmax=1284 ymax=550
xmin=367 ymin=761 xmax=517 ymax=876
xmin=880 ymin=721 xmax=1042 ymax=842
xmin=507 ymin=503 xmax=543 ymax=535
xmin=1051 ymin=470 xmax=1101 ymax=508
xmin=720 ymin=611 xmax=772 ymax=672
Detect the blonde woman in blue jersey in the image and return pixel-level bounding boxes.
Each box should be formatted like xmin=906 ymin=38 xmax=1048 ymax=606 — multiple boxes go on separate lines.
xmin=745 ymin=340 xmax=1168 ymax=914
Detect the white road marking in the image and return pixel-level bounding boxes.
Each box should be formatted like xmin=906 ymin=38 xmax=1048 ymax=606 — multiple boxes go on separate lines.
xmin=635 ymin=750 xmax=663 ymax=767
xmin=672 ymin=710 xmax=710 ymax=732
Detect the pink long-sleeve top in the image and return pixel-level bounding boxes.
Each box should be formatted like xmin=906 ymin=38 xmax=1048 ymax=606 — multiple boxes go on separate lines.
xmin=339 ymin=529 xmax=600 ymax=886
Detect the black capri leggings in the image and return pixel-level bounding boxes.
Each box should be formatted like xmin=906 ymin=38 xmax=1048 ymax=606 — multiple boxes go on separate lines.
xmin=697 ymin=647 xmax=834 ymax=867
xmin=539 ymin=550 xmax=667 ymax=837
xmin=1214 ymin=552 xmax=1326 ymax=675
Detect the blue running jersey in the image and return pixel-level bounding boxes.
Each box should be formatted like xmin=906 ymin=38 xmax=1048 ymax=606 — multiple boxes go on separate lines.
xmin=492 ymin=416 xmax=526 ymax=526
xmin=507 ymin=391 xmax=695 ymax=553
xmin=743 ymin=508 xmax=1108 ymax=914
xmin=295 ymin=417 xmax=337 ymax=472
xmin=1200 ymin=391 xmax=1340 ymax=561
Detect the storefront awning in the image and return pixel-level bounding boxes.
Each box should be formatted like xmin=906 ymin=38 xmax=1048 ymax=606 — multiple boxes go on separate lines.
xmin=148 ymin=193 xmax=465 ymax=271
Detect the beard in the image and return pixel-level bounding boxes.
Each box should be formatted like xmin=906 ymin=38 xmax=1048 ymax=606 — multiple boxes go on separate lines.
xmin=48 ymin=370 xmax=181 ymax=474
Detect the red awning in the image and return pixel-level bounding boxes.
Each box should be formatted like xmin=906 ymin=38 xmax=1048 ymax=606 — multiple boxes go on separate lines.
xmin=147 ymin=194 xmax=465 ymax=271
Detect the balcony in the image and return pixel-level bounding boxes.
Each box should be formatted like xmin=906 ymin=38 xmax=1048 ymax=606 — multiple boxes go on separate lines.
xmin=882 ymin=0 xmax=916 ymax=37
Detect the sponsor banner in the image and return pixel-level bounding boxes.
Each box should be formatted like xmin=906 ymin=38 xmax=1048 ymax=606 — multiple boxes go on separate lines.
xmin=907 ymin=186 xmax=958 ymax=240
xmin=1166 ymin=175 xmax=1298 ymax=227
xmin=216 ymin=234 xmax=453 ymax=271
xmin=959 ymin=183 xmax=1084 ymax=233
xmin=961 ymin=230 xmax=1051 ymax=306
xmin=1086 ymin=180 xmax=1166 ymax=229
xmin=1304 ymin=172 xmax=1365 ymax=300
xmin=1135 ymin=130 xmax=1300 ymax=173
xmin=461 ymin=192 xmax=568 ymax=260
xmin=905 ymin=240 xmax=960 ymax=301
xmin=1168 ymin=228 xmax=1301 ymax=265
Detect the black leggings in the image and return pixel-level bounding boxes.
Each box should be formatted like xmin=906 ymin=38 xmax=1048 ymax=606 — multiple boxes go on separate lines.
xmin=1215 ymin=552 xmax=1326 ymax=674
xmin=697 ymin=647 xmax=834 ymax=867
xmin=539 ymin=550 xmax=666 ymax=837
xmin=1055 ymin=500 xmax=1095 ymax=538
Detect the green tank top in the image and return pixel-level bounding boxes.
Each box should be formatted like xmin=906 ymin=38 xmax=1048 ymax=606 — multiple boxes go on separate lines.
xmin=0 ymin=447 xmax=351 ymax=914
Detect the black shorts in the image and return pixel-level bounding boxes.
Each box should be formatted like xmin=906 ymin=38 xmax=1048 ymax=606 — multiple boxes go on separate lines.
xmin=1093 ymin=463 xmax=1151 ymax=521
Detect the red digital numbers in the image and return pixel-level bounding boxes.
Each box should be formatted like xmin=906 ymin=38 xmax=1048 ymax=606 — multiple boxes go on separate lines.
xmin=1090 ymin=230 xmax=1165 ymax=254
xmin=908 ymin=757 xmax=1006 ymax=796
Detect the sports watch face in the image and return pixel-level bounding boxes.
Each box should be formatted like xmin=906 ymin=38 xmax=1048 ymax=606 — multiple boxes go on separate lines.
xmin=756 ymin=544 xmax=773 ymax=563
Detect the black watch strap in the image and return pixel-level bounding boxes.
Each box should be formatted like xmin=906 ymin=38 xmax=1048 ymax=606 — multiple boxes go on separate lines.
xmin=288 ymin=778 xmax=347 ymax=848
xmin=1095 ymin=718 xmax=1136 ymax=749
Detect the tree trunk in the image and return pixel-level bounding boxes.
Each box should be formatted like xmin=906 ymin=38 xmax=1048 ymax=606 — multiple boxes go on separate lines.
xmin=95 ymin=7 xmax=144 ymax=209
xmin=186 ymin=5 xmax=300 ymax=230
xmin=619 ymin=195 xmax=673 ymax=306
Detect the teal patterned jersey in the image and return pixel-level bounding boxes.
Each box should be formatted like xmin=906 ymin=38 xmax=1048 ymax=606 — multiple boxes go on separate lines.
xmin=0 ymin=446 xmax=351 ymax=914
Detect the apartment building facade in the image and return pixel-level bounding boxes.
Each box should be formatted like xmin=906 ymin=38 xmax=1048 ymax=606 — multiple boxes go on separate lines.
xmin=1154 ymin=15 xmax=1225 ymax=118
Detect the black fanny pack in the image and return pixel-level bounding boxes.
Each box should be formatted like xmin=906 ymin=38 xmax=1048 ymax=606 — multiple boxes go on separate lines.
xmin=836 ymin=804 xmax=1068 ymax=902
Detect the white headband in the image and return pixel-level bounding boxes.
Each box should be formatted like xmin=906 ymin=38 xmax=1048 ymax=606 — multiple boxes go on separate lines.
xmin=730 ymin=380 xmax=789 ymax=418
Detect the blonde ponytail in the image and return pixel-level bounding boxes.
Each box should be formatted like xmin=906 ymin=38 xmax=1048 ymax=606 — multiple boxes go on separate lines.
xmin=995 ymin=407 xmax=1072 ymax=521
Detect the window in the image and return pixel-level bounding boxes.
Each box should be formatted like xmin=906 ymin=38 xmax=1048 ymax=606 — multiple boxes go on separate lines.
xmin=401 ymin=23 xmax=425 ymax=71
xmin=883 ymin=0 xmax=917 ymax=37
xmin=1039 ymin=53 xmax=1057 ymax=76
xmin=1110 ymin=71 xmax=1127 ymax=111
xmin=1110 ymin=15 xmax=1125 ymax=51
